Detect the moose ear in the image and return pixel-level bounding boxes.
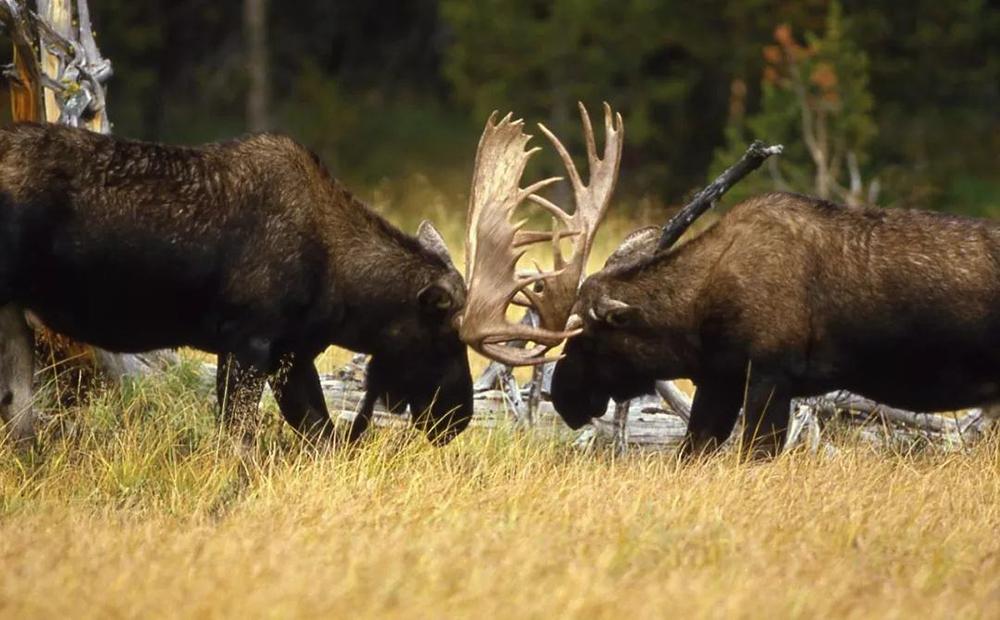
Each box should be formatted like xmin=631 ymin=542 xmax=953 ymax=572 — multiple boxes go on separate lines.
xmin=418 ymin=281 xmax=456 ymax=312
xmin=594 ymin=298 xmax=638 ymax=328
xmin=604 ymin=226 xmax=660 ymax=269
xmin=417 ymin=220 xmax=455 ymax=269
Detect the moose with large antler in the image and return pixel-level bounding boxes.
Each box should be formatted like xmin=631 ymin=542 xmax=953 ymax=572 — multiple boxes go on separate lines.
xmin=460 ymin=104 xmax=1000 ymax=458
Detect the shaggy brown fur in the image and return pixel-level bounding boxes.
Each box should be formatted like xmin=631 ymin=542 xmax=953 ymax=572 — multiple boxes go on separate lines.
xmin=552 ymin=192 xmax=1000 ymax=456
xmin=0 ymin=123 xmax=472 ymax=444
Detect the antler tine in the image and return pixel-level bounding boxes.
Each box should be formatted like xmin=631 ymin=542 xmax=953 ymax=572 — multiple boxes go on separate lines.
xmin=536 ymin=121 xmax=585 ymax=193
xmin=579 ymin=101 xmax=599 ymax=165
xmin=603 ymin=102 xmax=624 ymax=161
xmin=521 ymin=175 xmax=563 ymax=200
xmin=482 ymin=343 xmax=564 ymax=368
xmin=513 ymin=228 xmax=580 ymax=248
xmin=526 ymin=193 xmax=575 ymax=228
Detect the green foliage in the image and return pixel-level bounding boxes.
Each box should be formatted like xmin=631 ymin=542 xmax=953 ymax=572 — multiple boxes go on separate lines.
xmin=441 ymin=0 xmax=670 ymax=140
xmin=440 ymin=0 xmax=732 ymax=195
xmin=712 ymin=2 xmax=878 ymax=205
xmin=2 ymin=0 xmax=991 ymax=214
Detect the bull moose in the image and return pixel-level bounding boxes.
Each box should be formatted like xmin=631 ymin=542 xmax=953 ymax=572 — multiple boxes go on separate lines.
xmin=552 ymin=191 xmax=1000 ymax=457
xmin=0 ymin=122 xmax=472 ymax=444
xmin=458 ymin=106 xmax=1000 ymax=458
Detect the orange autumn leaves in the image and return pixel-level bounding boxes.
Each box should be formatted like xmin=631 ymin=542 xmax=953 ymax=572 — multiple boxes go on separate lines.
xmin=764 ymin=24 xmax=841 ymax=106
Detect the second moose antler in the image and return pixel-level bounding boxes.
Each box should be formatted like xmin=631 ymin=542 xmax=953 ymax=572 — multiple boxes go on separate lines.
xmin=458 ymin=103 xmax=624 ymax=366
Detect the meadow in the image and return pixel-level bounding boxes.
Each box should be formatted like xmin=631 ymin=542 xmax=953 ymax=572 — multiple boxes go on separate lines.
xmin=2 ymin=187 xmax=999 ymax=619
xmin=1 ymin=367 xmax=998 ymax=618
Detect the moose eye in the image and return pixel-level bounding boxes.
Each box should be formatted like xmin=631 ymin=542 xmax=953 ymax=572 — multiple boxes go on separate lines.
xmin=605 ymin=309 xmax=632 ymax=328
xmin=592 ymin=299 xmax=635 ymax=328
xmin=418 ymin=283 xmax=454 ymax=312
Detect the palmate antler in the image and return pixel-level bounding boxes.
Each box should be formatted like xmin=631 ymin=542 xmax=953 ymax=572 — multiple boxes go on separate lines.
xmin=458 ymin=103 xmax=624 ymax=366
xmin=525 ymin=103 xmax=623 ymax=336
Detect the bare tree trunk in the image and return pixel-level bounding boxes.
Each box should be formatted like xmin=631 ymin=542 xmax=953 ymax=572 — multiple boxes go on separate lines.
xmin=0 ymin=306 xmax=35 ymax=445
xmin=2 ymin=1 xmax=43 ymax=120
xmin=37 ymin=0 xmax=70 ymax=123
xmin=243 ymin=0 xmax=270 ymax=132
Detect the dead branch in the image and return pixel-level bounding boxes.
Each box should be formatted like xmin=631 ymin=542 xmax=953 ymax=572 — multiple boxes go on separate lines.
xmin=657 ymin=140 xmax=783 ymax=252
xmin=654 ymin=380 xmax=692 ymax=423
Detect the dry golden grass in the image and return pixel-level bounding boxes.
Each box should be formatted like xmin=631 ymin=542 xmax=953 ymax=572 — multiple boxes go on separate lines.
xmin=1 ymin=366 xmax=999 ymax=619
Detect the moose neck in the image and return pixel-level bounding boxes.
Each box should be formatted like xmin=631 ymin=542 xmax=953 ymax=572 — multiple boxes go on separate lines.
xmin=317 ymin=182 xmax=444 ymax=352
xmin=616 ymin=229 xmax=729 ymax=377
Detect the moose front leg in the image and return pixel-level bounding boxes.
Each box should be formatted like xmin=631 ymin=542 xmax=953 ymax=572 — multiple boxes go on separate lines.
xmin=740 ymin=377 xmax=792 ymax=459
xmin=348 ymin=354 xmax=409 ymax=443
xmin=347 ymin=356 xmax=386 ymax=443
xmin=348 ymin=388 xmax=378 ymax=444
xmin=680 ymin=378 xmax=744 ymax=458
xmin=268 ymin=354 xmax=335 ymax=440
xmin=0 ymin=305 xmax=36 ymax=446
xmin=216 ymin=353 xmax=267 ymax=440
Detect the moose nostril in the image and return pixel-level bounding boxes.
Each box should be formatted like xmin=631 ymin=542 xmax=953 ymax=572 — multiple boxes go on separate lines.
xmin=1 ymin=391 xmax=13 ymax=407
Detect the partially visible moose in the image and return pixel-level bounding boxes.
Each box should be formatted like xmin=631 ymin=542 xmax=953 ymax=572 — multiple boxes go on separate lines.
xmin=552 ymin=192 xmax=1000 ymax=457
xmin=0 ymin=123 xmax=472 ymax=444
xmin=459 ymin=107 xmax=1000 ymax=458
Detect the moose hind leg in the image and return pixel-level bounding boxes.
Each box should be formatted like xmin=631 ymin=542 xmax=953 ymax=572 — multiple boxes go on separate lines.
xmin=269 ymin=354 xmax=335 ymax=439
xmin=0 ymin=305 xmax=35 ymax=445
xmin=216 ymin=352 xmax=267 ymax=441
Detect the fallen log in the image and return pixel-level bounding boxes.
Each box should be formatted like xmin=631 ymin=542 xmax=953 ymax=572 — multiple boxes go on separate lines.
xmin=654 ymin=380 xmax=691 ymax=422
xmin=801 ymin=390 xmax=984 ymax=435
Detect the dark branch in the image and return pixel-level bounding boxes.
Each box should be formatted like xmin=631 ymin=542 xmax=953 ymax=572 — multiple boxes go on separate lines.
xmin=656 ymin=140 xmax=783 ymax=252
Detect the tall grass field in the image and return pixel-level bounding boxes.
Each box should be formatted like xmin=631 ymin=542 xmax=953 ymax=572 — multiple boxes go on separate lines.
xmin=2 ymin=189 xmax=998 ymax=618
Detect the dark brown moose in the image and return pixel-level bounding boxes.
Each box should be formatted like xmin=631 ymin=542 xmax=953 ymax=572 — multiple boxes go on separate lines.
xmin=0 ymin=123 xmax=472 ymax=444
xmin=459 ymin=107 xmax=1000 ymax=458
xmin=553 ymin=192 xmax=1000 ymax=457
